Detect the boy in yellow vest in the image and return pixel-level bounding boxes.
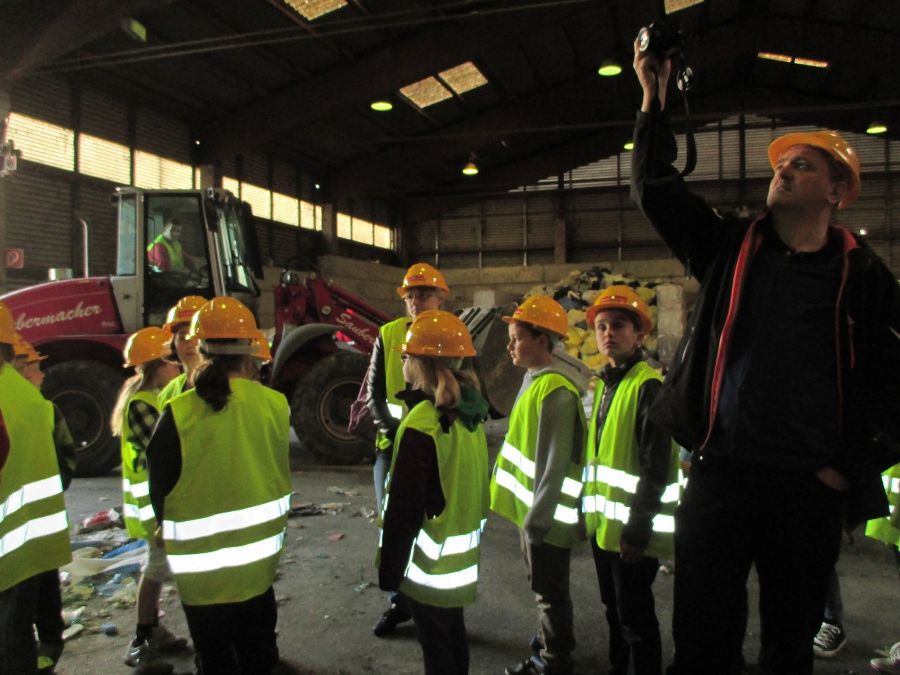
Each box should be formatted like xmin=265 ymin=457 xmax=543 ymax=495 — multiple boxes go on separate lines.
xmin=0 ymin=302 xmax=72 ymax=675
xmin=582 ymin=286 xmax=679 ymax=675
xmin=492 ymin=296 xmax=587 ymax=675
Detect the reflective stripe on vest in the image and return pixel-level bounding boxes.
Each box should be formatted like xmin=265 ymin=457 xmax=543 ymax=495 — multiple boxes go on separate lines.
xmin=163 ymin=495 xmax=290 ymax=541
xmin=0 ymin=475 xmax=64 ymax=523
xmin=490 ymin=372 xmax=586 ymax=548
xmin=582 ymin=360 xmax=679 ymax=559
xmin=167 ymin=531 xmax=286 ymax=575
xmin=0 ymin=366 xmax=71 ymax=592
xmin=378 ymin=399 xmax=490 ymax=608
xmin=387 ymin=403 xmax=403 ymax=420
xmin=0 ymin=511 xmax=69 ymax=557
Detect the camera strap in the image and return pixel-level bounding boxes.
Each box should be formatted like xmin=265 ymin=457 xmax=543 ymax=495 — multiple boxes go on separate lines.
xmin=675 ymin=60 xmax=697 ymax=179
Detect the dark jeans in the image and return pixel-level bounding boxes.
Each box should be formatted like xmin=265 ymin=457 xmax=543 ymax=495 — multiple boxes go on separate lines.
xmin=182 ymin=586 xmax=279 ymax=675
xmin=591 ymin=540 xmax=662 ymax=675
xmin=670 ymin=457 xmax=844 ymax=675
xmin=520 ymin=531 xmax=575 ymax=673
xmin=823 ymin=567 xmax=843 ymax=626
xmin=408 ymin=596 xmax=469 ymax=675
xmin=35 ymin=568 xmax=65 ymax=646
xmin=0 ymin=573 xmax=41 ymax=675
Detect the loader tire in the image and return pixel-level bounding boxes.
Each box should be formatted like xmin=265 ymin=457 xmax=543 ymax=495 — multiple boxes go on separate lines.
xmin=290 ymin=351 xmax=370 ymax=465
xmin=42 ymin=360 xmax=125 ymax=477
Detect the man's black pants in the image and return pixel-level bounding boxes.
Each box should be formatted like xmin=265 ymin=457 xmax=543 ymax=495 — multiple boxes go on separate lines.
xmin=591 ymin=539 xmax=662 ymax=675
xmin=670 ymin=457 xmax=844 ymax=675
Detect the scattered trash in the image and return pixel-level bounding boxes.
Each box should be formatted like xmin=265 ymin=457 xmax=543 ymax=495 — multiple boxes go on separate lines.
xmin=327 ymin=532 xmax=345 ymax=542
xmin=659 ymin=562 xmax=674 ymax=575
xmin=62 ymin=605 xmax=87 ymax=625
xmin=281 ymin=556 xmax=296 ymax=565
xmin=289 ymin=492 xmax=304 ymax=510
xmin=78 ymin=508 xmax=122 ymax=534
xmin=354 ymin=582 xmax=373 ymax=593
xmin=101 ymin=622 xmax=119 ymax=636
xmin=107 ymin=584 xmax=138 ymax=609
xmin=275 ymin=594 xmax=291 ymax=606
xmin=62 ymin=624 xmax=84 ymax=641
xmin=289 ymin=502 xmax=325 ymax=517
xmin=320 ymin=502 xmax=350 ymax=514
xmin=62 ymin=584 xmax=94 ymax=604
xmin=354 ymin=507 xmax=376 ymax=519
xmin=327 ymin=486 xmax=360 ymax=497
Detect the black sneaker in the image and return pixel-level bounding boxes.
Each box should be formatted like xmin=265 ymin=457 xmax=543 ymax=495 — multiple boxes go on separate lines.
xmin=372 ymin=603 xmax=412 ymax=637
xmin=505 ymin=657 xmax=543 ymax=675
xmin=812 ymin=621 xmax=847 ymax=658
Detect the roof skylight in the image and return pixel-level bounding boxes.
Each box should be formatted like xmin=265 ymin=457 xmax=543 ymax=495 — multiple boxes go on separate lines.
xmin=283 ymin=0 xmax=347 ymax=21
xmin=399 ymin=61 xmax=488 ymax=109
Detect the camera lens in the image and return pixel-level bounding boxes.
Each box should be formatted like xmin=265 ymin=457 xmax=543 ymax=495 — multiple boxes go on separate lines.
xmin=638 ymin=26 xmax=652 ymax=53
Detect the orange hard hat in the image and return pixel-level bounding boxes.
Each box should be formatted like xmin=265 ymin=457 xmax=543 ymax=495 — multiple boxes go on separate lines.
xmin=402 ymin=310 xmax=476 ymax=358
xmin=12 ymin=333 xmax=47 ymax=363
xmin=767 ymin=129 xmax=861 ymax=209
xmin=251 ymin=330 xmax=273 ymax=363
xmin=124 ymin=327 xmax=172 ymax=367
xmin=502 ymin=295 xmax=568 ymax=338
xmin=164 ymin=295 xmax=208 ymax=334
xmin=0 ymin=302 xmax=15 ymax=345
xmin=586 ymin=285 xmax=653 ymax=333
xmin=397 ymin=263 xmax=450 ymax=298
xmin=187 ymin=297 xmax=258 ymax=342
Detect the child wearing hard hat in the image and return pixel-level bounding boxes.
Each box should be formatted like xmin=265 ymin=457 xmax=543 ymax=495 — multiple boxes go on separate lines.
xmin=0 ymin=302 xmax=71 ymax=675
xmin=112 ymin=326 xmax=187 ymax=672
xmin=491 ymin=295 xmax=588 ymax=675
xmin=377 ymin=309 xmax=490 ymax=675
xmin=581 ymin=286 xmax=678 ymax=675
xmin=11 ymin=335 xmax=77 ymax=674
xmin=368 ymin=262 xmax=449 ymax=637
xmin=145 ymin=297 xmax=292 ymax=674
xmin=157 ymin=295 xmax=207 ymax=407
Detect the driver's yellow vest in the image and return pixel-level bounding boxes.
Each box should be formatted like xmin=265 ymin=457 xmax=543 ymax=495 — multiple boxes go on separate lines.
xmin=865 ymin=464 xmax=900 ymax=548
xmin=0 ymin=365 xmax=71 ymax=593
xmin=147 ymin=235 xmax=185 ymax=269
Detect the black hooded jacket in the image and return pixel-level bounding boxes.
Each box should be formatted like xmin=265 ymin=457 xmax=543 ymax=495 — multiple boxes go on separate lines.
xmin=630 ymin=102 xmax=900 ymax=526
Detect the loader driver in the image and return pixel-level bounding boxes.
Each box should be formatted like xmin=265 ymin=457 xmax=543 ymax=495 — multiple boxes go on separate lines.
xmin=147 ymin=218 xmax=200 ymax=275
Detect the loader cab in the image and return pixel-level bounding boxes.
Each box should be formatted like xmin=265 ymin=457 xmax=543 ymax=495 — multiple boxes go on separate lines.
xmin=112 ymin=187 xmax=262 ymax=333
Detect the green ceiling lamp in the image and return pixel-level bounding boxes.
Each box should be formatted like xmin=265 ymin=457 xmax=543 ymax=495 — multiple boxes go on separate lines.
xmin=598 ymin=58 xmax=623 ymax=77
xmin=623 ymin=141 xmax=635 ymax=151
xmin=866 ymin=120 xmax=887 ymax=135
xmin=370 ymin=100 xmax=393 ymax=112
xmin=462 ymin=153 xmax=479 ymax=176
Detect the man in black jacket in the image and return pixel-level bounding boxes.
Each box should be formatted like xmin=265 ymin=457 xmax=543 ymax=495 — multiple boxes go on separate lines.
xmin=630 ymin=40 xmax=900 ymax=675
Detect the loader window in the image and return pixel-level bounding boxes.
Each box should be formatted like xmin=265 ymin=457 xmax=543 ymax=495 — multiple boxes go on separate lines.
xmin=215 ymin=201 xmax=257 ymax=295
xmin=117 ymin=194 xmax=137 ymax=276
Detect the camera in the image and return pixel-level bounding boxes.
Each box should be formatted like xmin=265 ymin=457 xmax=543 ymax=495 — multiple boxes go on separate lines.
xmin=637 ymin=21 xmax=685 ymax=60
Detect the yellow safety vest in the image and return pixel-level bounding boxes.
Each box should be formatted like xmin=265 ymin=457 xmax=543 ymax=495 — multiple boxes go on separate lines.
xmin=0 ymin=365 xmax=71 ymax=592
xmin=121 ymin=389 xmax=160 ymax=540
xmin=158 ymin=373 xmax=188 ymax=408
xmin=583 ymin=361 xmax=679 ymax=559
xmin=375 ymin=317 xmax=411 ymax=451
xmin=147 ymin=235 xmax=186 ymax=270
xmin=490 ymin=372 xmax=586 ymax=548
xmin=164 ymin=378 xmax=291 ymax=605
xmin=865 ymin=464 xmax=900 ymax=548
xmin=378 ymin=399 xmax=490 ymax=607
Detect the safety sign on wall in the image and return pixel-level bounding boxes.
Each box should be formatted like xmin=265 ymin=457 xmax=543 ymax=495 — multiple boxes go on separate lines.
xmin=4 ymin=248 xmax=24 ymax=269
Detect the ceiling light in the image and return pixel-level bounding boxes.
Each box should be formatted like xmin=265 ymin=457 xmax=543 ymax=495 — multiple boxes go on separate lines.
xmin=462 ymin=153 xmax=479 ymax=176
xmin=283 ymin=0 xmax=347 ymax=21
xmin=370 ymin=100 xmax=393 ymax=112
xmin=757 ymin=51 xmax=829 ymax=68
xmin=859 ymin=228 xmax=868 ymax=236
xmin=623 ymin=141 xmax=634 ymax=151
xmin=597 ymin=59 xmax=622 ymax=77
xmin=866 ymin=121 xmax=887 ymax=135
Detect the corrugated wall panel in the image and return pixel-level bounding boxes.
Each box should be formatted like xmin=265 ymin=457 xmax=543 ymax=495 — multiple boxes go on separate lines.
xmin=272 ymin=159 xmax=295 ymax=196
xmin=78 ymin=179 xmax=119 ymax=276
xmin=10 ymin=76 xmax=71 ymax=128
xmin=135 ymin=108 xmax=190 ymax=163
xmin=270 ymin=224 xmax=299 ymax=267
xmin=242 ymin=152 xmax=268 ymax=187
xmin=81 ymin=88 xmax=128 ymax=144
xmin=7 ymin=168 xmax=73 ymax=282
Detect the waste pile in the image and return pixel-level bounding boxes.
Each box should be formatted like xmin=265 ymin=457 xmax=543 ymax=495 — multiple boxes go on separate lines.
xmin=524 ymin=266 xmax=661 ymax=373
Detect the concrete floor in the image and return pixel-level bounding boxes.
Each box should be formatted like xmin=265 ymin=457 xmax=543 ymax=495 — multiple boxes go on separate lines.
xmin=52 ymin=427 xmax=899 ymax=675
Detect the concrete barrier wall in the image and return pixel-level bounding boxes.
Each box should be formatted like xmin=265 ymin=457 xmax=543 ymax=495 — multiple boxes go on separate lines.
xmin=257 ymin=255 xmax=700 ymax=338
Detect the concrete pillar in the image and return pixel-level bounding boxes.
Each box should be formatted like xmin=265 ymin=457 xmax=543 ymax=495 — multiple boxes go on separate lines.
xmin=321 ymin=202 xmax=339 ymax=254
xmin=655 ymin=283 xmax=685 ymax=367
